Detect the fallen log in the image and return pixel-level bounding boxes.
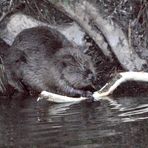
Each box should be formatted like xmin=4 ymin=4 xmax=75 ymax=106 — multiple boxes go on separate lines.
xmin=0 ymin=13 xmax=86 ymax=47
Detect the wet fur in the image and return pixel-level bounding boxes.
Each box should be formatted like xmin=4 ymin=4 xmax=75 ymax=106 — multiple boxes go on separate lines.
xmin=4 ymin=26 xmax=96 ymax=97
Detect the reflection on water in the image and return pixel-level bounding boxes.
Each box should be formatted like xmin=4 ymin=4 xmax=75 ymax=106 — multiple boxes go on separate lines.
xmin=0 ymin=94 xmax=148 ymax=148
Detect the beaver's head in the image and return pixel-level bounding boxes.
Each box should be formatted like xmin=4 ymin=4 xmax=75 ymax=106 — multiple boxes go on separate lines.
xmin=54 ymin=47 xmax=97 ymax=91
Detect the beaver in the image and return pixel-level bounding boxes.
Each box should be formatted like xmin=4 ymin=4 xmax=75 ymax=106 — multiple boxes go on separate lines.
xmin=4 ymin=26 xmax=97 ymax=99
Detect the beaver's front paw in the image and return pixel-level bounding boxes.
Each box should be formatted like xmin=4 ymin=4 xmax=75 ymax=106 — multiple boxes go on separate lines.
xmin=82 ymin=91 xmax=94 ymax=103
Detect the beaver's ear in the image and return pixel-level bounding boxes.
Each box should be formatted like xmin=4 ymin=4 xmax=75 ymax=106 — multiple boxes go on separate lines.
xmin=15 ymin=51 xmax=27 ymax=63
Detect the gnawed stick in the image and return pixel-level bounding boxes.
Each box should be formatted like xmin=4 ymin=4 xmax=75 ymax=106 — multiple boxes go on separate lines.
xmin=93 ymin=72 xmax=148 ymax=98
xmin=38 ymin=72 xmax=148 ymax=103
xmin=37 ymin=91 xmax=87 ymax=103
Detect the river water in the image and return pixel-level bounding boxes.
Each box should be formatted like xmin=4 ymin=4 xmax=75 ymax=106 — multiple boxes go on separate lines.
xmin=0 ymin=91 xmax=148 ymax=148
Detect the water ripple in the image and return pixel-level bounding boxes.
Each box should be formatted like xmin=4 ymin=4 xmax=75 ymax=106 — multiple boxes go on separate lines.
xmin=0 ymin=96 xmax=148 ymax=147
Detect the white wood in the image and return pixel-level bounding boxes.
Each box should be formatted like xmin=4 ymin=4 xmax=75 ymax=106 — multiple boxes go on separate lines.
xmin=37 ymin=91 xmax=86 ymax=103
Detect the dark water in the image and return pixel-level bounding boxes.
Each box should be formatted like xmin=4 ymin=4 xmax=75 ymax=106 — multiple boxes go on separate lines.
xmin=0 ymin=93 xmax=148 ymax=148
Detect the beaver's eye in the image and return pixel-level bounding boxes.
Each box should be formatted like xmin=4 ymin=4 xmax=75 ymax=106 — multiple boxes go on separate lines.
xmin=63 ymin=55 xmax=75 ymax=62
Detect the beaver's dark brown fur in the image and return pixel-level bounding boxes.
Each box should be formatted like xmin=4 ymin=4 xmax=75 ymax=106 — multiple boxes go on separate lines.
xmin=4 ymin=26 xmax=97 ymax=98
